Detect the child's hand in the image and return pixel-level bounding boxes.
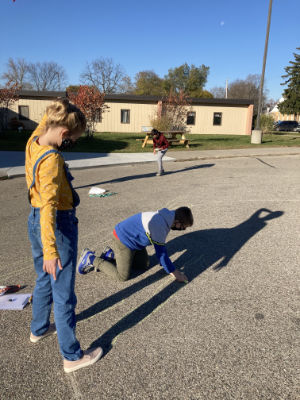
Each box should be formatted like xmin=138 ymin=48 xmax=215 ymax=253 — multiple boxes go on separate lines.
xmin=171 ymin=269 xmax=188 ymax=283
xmin=43 ymin=258 xmax=63 ymax=280
xmin=153 ymin=150 xmax=156 ymax=154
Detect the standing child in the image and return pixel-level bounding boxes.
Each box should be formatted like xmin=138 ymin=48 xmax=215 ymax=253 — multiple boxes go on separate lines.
xmin=151 ymin=128 xmax=169 ymax=176
xmin=26 ymin=98 xmax=102 ymax=373
xmin=77 ymin=207 xmax=193 ymax=282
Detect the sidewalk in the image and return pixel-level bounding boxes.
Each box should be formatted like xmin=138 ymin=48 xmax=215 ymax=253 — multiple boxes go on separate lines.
xmin=0 ymin=151 xmax=175 ymax=179
xmin=1 ymin=146 xmax=300 ymax=179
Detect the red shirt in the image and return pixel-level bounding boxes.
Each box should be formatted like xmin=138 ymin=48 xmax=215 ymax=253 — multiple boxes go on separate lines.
xmin=153 ymin=134 xmax=169 ymax=150
xmin=113 ymin=228 xmax=119 ymax=240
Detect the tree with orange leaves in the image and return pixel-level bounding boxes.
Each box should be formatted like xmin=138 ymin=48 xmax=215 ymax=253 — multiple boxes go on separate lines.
xmin=68 ymin=85 xmax=108 ymax=137
xmin=151 ymin=90 xmax=191 ymax=132
xmin=0 ymin=81 xmax=19 ymax=132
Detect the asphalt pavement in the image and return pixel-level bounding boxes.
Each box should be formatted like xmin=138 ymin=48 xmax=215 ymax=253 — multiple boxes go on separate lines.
xmin=0 ymin=147 xmax=299 ymax=399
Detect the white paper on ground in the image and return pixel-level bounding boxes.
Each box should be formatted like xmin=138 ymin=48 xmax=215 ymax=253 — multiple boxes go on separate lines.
xmin=0 ymin=293 xmax=32 ymax=310
xmin=88 ymin=187 xmax=106 ymax=195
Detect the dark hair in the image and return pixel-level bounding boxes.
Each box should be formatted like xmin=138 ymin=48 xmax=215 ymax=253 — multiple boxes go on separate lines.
xmin=151 ymin=128 xmax=161 ymax=136
xmin=175 ymin=207 xmax=194 ymax=226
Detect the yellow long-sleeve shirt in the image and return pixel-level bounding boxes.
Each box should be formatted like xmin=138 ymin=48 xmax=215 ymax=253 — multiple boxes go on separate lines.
xmin=25 ymin=114 xmax=73 ymax=260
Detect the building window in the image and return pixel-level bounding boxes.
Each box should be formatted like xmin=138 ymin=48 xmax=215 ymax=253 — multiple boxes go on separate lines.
xmin=213 ymin=112 xmax=222 ymax=126
xmin=121 ymin=109 xmax=130 ymax=124
xmin=95 ymin=108 xmax=102 ymax=123
xmin=19 ymin=105 xmax=29 ymax=120
xmin=187 ymin=112 xmax=196 ymax=125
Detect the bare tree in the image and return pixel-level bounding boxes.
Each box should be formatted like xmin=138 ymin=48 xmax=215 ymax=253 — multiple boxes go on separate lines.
xmin=27 ymin=62 xmax=67 ymax=91
xmin=228 ymin=74 xmax=268 ymax=114
xmin=1 ymin=58 xmax=32 ymax=89
xmin=80 ymin=58 xmax=128 ymax=93
xmin=118 ymin=75 xmax=135 ymax=94
xmin=228 ymin=74 xmax=259 ymax=99
xmin=210 ymin=86 xmax=226 ymax=98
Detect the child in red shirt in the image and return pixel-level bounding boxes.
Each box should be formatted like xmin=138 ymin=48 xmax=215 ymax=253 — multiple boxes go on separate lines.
xmin=151 ymin=129 xmax=169 ymax=176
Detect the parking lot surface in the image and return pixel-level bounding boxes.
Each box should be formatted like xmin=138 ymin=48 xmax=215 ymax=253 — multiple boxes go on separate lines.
xmin=0 ymin=151 xmax=299 ymax=400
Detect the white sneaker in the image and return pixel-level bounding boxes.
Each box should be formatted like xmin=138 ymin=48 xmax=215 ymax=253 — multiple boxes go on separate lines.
xmin=30 ymin=323 xmax=57 ymax=343
xmin=64 ymin=347 xmax=103 ymax=373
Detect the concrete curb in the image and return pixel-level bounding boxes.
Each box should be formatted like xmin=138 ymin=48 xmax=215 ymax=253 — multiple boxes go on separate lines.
xmin=0 ymin=169 xmax=9 ymax=180
xmin=173 ymin=151 xmax=300 ymax=162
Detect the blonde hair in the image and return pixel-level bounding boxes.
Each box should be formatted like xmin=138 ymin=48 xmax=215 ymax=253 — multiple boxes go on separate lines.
xmin=45 ymin=98 xmax=86 ymax=133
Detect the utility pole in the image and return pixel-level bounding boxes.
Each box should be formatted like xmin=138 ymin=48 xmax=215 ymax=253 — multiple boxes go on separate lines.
xmin=251 ymin=0 xmax=273 ymax=143
xmin=225 ymin=80 xmax=228 ymax=99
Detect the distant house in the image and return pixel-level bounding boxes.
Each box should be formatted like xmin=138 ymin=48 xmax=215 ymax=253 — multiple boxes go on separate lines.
xmin=5 ymin=90 xmax=254 ymax=135
xmin=268 ymin=98 xmax=299 ymax=122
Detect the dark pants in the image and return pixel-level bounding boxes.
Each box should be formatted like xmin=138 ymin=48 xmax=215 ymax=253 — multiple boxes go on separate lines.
xmin=94 ymin=236 xmax=149 ymax=281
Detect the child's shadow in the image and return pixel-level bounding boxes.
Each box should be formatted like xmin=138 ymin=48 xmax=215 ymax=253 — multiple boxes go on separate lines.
xmin=79 ymin=208 xmax=283 ymax=355
xmin=74 ymin=163 xmax=214 ymax=189
xmin=167 ymin=208 xmax=284 ymax=273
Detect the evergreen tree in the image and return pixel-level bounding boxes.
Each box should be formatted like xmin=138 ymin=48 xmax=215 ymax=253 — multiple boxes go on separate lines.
xmin=278 ymin=48 xmax=300 ymax=117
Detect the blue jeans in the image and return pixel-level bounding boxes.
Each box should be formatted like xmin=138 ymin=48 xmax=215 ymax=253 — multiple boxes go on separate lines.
xmin=28 ymin=207 xmax=82 ymax=361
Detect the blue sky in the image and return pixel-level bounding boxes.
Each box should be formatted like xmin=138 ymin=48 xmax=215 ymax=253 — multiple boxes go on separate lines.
xmin=1 ymin=0 xmax=299 ymax=100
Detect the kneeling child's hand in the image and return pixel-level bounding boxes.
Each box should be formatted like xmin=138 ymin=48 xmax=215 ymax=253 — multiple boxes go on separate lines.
xmin=171 ymin=269 xmax=188 ymax=283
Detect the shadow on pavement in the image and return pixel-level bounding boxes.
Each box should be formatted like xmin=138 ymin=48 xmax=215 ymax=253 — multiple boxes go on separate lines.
xmin=254 ymin=158 xmax=276 ymax=169
xmin=166 ymin=208 xmax=284 ymax=272
xmin=77 ymin=208 xmax=283 ymax=355
xmin=74 ymin=163 xmax=215 ymax=189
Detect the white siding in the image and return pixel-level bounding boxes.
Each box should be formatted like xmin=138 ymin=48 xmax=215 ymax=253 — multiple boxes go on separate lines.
xmin=95 ymin=101 xmax=157 ymax=133
xmin=187 ymin=105 xmax=249 ymax=135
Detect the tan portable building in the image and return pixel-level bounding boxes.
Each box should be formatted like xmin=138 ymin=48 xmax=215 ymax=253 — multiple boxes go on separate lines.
xmin=6 ymin=91 xmax=254 ymax=135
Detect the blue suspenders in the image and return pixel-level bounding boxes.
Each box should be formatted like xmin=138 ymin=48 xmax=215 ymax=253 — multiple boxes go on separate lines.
xmin=28 ymin=137 xmax=80 ymax=207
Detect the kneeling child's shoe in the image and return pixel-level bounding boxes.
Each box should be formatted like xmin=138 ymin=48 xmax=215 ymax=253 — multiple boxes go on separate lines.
xmin=77 ymin=248 xmax=96 ymax=274
xmin=100 ymin=246 xmax=115 ymax=261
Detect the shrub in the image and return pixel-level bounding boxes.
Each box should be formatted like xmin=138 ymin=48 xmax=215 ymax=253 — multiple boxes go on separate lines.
xmin=150 ymin=113 xmax=172 ymax=131
xmin=260 ymin=114 xmax=275 ymax=134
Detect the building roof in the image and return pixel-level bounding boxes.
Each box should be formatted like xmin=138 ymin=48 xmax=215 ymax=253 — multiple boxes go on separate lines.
xmin=18 ymin=90 xmax=66 ymax=99
xmin=104 ymin=93 xmax=254 ymax=106
xmin=17 ymin=90 xmax=254 ymax=106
